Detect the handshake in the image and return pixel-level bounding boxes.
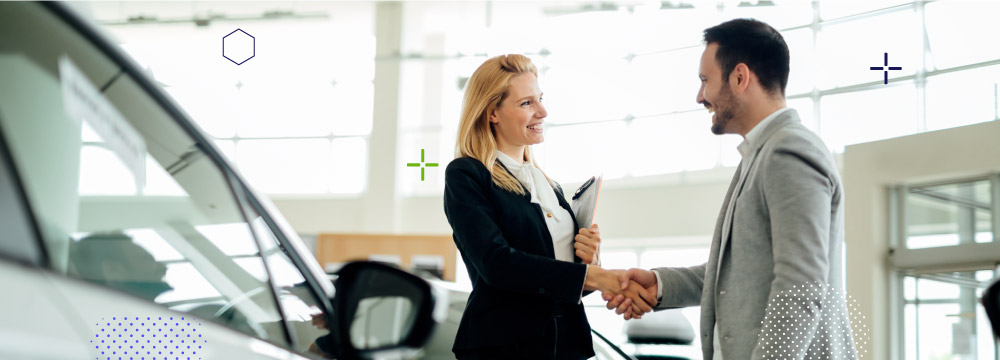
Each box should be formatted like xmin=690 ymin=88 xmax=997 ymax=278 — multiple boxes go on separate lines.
xmin=584 ymin=266 xmax=659 ymax=320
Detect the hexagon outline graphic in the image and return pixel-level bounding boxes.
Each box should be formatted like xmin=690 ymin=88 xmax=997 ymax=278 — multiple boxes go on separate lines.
xmin=223 ymin=28 xmax=255 ymax=65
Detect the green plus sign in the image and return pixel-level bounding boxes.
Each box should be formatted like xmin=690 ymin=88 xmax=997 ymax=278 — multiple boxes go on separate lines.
xmin=406 ymin=149 xmax=438 ymax=181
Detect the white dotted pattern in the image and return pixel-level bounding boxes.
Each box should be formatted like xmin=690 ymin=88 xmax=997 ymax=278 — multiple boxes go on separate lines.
xmin=756 ymin=282 xmax=870 ymax=360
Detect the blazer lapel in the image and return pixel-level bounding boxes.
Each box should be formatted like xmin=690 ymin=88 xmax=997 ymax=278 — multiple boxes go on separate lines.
xmin=497 ymin=161 xmax=571 ymax=260
xmin=713 ymin=161 xmax=743 ymax=287
xmin=495 ymin=161 xmax=530 ymax=200
xmin=700 ymin=160 xmax=741 ymax=344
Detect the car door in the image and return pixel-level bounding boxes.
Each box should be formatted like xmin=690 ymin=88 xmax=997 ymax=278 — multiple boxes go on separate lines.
xmin=0 ymin=2 xmax=331 ymax=359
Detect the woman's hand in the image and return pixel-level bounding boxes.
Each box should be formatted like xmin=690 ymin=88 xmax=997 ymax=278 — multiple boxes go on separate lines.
xmin=574 ymin=224 xmax=601 ymax=265
xmin=621 ymin=281 xmax=656 ymax=319
xmin=584 ymin=266 xmax=651 ymax=317
xmin=584 ymin=265 xmax=625 ymax=295
xmin=601 ymin=280 xmax=656 ymax=319
xmin=605 ymin=269 xmax=659 ymax=320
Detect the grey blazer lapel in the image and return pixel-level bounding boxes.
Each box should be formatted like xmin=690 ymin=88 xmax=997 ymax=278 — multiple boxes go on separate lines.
xmin=701 ymin=160 xmax=742 ymax=338
xmin=714 ymin=109 xmax=801 ymax=284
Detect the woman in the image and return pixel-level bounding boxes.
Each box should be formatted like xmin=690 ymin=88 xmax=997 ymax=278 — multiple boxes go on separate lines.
xmin=443 ymin=54 xmax=654 ymax=360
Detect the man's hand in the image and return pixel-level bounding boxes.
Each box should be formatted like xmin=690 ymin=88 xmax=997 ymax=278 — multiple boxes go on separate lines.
xmin=605 ymin=268 xmax=658 ymax=320
xmin=574 ymin=224 xmax=601 ymax=265
xmin=586 ymin=267 xmax=655 ymax=318
xmin=621 ymin=280 xmax=656 ymax=318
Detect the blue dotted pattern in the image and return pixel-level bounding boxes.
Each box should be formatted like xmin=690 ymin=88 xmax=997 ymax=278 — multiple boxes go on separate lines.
xmin=90 ymin=316 xmax=207 ymax=360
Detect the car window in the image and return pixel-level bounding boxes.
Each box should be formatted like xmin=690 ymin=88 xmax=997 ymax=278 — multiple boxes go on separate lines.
xmin=243 ymin=211 xmax=333 ymax=357
xmin=0 ymin=1 xmax=290 ymax=347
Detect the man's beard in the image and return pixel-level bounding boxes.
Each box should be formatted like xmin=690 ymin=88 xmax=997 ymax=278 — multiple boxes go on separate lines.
xmin=710 ymin=85 xmax=739 ymax=135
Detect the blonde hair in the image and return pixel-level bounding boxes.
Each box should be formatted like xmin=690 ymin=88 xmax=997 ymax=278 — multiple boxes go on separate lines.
xmin=456 ymin=54 xmax=549 ymax=195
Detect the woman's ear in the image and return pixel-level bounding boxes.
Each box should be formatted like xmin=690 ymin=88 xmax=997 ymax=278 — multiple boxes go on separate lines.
xmin=489 ymin=108 xmax=500 ymax=124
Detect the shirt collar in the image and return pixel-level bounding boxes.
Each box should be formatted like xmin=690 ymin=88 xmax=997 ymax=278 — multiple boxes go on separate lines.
xmin=495 ymin=150 xmax=524 ymax=173
xmin=737 ymin=107 xmax=791 ymax=158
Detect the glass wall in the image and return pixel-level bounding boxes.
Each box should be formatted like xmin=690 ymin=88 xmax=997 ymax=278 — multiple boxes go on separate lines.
xmin=94 ymin=1 xmax=1000 ymax=197
xmin=396 ymin=0 xmax=1000 ymax=195
xmin=903 ymin=271 xmax=997 ymax=360
xmin=97 ymin=2 xmax=377 ymax=196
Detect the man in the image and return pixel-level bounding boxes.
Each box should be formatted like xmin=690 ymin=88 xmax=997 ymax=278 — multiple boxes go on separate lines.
xmin=606 ymin=19 xmax=856 ymax=360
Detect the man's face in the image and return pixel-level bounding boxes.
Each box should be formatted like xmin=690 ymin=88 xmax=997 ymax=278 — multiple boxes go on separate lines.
xmin=696 ymin=43 xmax=741 ymax=135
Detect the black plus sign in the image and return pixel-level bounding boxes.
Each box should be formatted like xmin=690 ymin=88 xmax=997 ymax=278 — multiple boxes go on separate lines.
xmin=870 ymin=52 xmax=902 ymax=84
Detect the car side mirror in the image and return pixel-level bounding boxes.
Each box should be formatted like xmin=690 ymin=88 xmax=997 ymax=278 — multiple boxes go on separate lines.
xmin=333 ymin=261 xmax=437 ymax=359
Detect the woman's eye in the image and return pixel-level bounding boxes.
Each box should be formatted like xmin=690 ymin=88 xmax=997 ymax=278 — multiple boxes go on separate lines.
xmin=521 ymin=101 xmax=531 ymax=106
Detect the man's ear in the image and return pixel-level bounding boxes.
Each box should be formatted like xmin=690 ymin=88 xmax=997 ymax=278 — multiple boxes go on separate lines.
xmin=732 ymin=63 xmax=751 ymax=93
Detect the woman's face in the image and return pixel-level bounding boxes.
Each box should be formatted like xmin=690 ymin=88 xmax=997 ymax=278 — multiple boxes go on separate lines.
xmin=490 ymin=73 xmax=547 ymax=155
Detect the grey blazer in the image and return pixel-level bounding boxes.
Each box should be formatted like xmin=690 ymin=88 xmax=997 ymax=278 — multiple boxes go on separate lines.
xmin=653 ymin=109 xmax=857 ymax=360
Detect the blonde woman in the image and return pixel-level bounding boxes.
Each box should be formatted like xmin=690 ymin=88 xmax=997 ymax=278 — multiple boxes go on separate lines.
xmin=443 ymin=54 xmax=655 ymax=360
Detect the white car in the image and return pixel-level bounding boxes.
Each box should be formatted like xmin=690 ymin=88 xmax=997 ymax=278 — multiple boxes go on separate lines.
xmin=0 ymin=2 xmax=439 ymax=359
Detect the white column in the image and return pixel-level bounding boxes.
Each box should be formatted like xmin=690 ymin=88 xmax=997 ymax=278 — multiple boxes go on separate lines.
xmin=364 ymin=1 xmax=404 ymax=233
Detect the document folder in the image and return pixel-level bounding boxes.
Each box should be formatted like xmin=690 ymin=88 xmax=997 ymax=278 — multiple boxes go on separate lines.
xmin=571 ymin=175 xmax=602 ymax=230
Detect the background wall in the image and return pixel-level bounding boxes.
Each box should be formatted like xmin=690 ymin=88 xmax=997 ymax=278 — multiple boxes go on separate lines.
xmin=845 ymin=120 xmax=1000 ymax=360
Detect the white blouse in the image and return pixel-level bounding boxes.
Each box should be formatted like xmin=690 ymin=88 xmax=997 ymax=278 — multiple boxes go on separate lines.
xmin=495 ymin=151 xmax=576 ymax=263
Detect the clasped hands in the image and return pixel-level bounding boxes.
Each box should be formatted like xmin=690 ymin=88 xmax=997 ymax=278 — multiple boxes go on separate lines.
xmin=584 ymin=267 xmax=658 ymax=319
xmin=576 ymin=225 xmax=656 ymax=320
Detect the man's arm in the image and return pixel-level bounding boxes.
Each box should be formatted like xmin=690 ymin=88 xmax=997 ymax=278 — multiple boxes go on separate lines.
xmin=653 ymin=264 xmax=707 ymax=309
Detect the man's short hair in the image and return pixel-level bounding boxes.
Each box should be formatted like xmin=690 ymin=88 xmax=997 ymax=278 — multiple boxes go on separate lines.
xmin=703 ymin=18 xmax=790 ymax=96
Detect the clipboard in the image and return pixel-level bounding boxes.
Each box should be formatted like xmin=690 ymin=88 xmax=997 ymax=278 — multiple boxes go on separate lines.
xmin=571 ymin=175 xmax=603 ymax=230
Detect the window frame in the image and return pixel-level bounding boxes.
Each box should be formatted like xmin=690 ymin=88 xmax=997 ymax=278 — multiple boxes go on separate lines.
xmin=889 ymin=173 xmax=1000 ymax=360
xmin=890 ymin=174 xmax=1000 ymax=271
xmin=0 ymin=112 xmax=48 ymax=267
xmin=230 ymin=177 xmax=338 ymax=351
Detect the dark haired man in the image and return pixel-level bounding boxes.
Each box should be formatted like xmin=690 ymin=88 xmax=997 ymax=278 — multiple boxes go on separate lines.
xmin=606 ymin=19 xmax=857 ymax=360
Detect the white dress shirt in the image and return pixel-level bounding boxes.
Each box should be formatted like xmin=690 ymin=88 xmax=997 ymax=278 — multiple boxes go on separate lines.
xmin=496 ymin=151 xmax=587 ymax=302
xmin=653 ymin=107 xmax=791 ymax=360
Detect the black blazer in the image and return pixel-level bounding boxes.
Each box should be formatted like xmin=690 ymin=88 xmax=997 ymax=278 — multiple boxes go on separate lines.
xmin=443 ymin=157 xmax=595 ymax=358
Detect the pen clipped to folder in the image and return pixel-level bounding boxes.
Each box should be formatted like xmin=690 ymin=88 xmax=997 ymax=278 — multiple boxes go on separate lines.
xmin=571 ymin=175 xmax=603 ymax=229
